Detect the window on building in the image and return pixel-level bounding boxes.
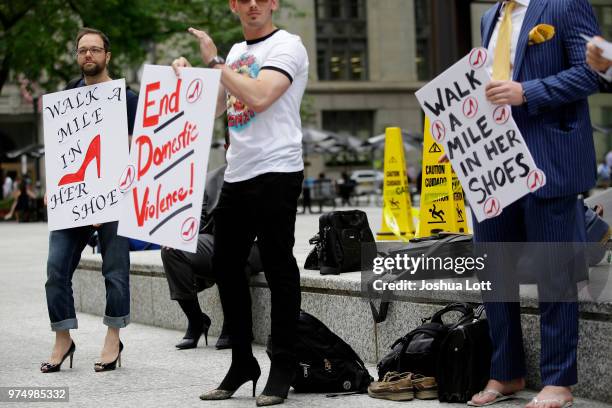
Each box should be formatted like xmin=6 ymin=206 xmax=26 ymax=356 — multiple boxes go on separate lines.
xmin=322 ymin=110 xmax=374 ymax=166
xmin=322 ymin=110 xmax=374 ymax=139
xmin=315 ymin=0 xmax=368 ymax=81
xmin=415 ymin=0 xmax=432 ymax=81
xmin=593 ymin=3 xmax=612 ymax=39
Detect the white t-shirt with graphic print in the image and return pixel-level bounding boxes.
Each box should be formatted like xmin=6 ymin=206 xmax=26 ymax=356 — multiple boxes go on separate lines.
xmin=223 ymin=29 xmax=309 ymax=183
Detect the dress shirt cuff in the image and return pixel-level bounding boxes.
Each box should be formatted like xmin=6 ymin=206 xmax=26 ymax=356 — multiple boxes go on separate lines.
xmin=599 ymin=67 xmax=612 ymax=82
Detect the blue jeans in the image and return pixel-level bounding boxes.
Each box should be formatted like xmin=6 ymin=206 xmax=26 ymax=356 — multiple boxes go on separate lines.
xmin=45 ymin=221 xmax=130 ymax=331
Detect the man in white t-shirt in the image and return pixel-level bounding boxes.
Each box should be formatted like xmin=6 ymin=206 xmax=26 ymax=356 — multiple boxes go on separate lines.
xmin=172 ymin=1 xmax=308 ymax=406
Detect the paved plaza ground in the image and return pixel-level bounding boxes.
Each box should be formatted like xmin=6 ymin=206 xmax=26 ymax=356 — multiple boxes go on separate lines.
xmin=1 ymin=212 xmax=611 ymax=407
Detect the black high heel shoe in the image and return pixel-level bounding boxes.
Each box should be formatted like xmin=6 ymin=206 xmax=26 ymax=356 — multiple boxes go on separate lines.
xmin=94 ymin=340 xmax=123 ymax=372
xmin=256 ymin=356 xmax=297 ymax=406
xmin=40 ymin=341 xmax=76 ymax=373
xmin=199 ymin=357 xmax=261 ymax=400
xmin=176 ymin=313 xmax=211 ymax=349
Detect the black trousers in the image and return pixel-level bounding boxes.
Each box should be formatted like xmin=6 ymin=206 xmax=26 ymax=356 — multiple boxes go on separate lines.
xmin=161 ymin=234 xmax=216 ymax=300
xmin=212 ymin=171 xmax=303 ymax=356
xmin=161 ymin=234 xmax=262 ymax=301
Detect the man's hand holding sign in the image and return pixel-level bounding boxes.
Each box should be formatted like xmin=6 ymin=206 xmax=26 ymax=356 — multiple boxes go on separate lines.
xmin=485 ymin=80 xmax=525 ymax=106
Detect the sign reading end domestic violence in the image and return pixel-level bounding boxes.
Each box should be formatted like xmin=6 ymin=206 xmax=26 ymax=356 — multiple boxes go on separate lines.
xmin=118 ymin=65 xmax=220 ymax=253
xmin=415 ymin=48 xmax=546 ymax=221
xmin=43 ymin=79 xmax=130 ymax=230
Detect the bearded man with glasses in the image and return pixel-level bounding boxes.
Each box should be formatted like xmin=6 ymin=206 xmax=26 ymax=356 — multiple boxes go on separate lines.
xmin=41 ymin=27 xmax=138 ymax=374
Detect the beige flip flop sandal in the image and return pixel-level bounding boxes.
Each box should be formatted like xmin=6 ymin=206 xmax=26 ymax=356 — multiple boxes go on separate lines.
xmin=467 ymin=389 xmax=516 ymax=406
xmin=529 ymin=397 xmax=573 ymax=408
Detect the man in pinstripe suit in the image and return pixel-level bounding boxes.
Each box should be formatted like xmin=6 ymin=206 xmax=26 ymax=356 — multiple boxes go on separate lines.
xmin=468 ymin=1 xmax=601 ymax=407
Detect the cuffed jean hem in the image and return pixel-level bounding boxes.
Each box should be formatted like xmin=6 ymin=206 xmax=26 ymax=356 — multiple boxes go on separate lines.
xmin=103 ymin=314 xmax=130 ymax=328
xmin=50 ymin=318 xmax=78 ymax=332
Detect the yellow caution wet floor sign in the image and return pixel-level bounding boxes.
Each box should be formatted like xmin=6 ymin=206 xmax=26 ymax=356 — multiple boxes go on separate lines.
xmin=418 ymin=116 xmax=468 ymax=237
xmin=377 ymin=127 xmax=415 ymax=241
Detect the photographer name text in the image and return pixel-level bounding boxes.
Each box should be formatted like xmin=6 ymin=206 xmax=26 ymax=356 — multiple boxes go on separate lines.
xmin=372 ymin=279 xmax=492 ymax=291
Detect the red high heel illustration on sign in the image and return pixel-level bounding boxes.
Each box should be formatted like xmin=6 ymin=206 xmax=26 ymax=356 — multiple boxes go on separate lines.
xmin=181 ymin=217 xmax=197 ymax=242
xmin=58 ymin=134 xmax=101 ymax=186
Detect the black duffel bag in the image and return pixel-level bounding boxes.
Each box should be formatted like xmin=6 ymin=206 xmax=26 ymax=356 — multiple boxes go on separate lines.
xmin=376 ymin=303 xmax=476 ymax=380
xmin=368 ymin=233 xmax=475 ymax=323
xmin=386 ymin=232 xmax=474 ymax=280
xmin=437 ymin=304 xmax=491 ymax=403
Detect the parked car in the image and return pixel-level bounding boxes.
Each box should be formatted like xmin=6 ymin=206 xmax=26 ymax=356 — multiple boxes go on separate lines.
xmin=350 ymin=170 xmax=383 ymax=195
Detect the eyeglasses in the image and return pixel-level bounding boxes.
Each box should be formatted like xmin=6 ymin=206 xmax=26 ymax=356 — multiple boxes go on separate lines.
xmin=238 ymin=0 xmax=269 ymax=4
xmin=76 ymin=47 xmax=106 ymax=57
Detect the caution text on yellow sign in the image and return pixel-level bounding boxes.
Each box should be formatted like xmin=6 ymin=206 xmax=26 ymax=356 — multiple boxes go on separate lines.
xmin=418 ymin=116 xmax=468 ymax=237
xmin=377 ymin=127 xmax=415 ymax=241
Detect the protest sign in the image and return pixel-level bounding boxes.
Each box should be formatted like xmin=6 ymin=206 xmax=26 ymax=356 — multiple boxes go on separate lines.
xmin=43 ymin=79 xmax=130 ymax=230
xmin=415 ymin=48 xmax=545 ymax=221
xmin=118 ymin=65 xmax=220 ymax=253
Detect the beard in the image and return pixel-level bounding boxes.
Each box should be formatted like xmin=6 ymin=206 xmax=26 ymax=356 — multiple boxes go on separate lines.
xmin=80 ymin=60 xmax=105 ymax=77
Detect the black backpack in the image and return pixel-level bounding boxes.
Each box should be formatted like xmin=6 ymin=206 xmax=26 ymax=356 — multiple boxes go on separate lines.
xmin=304 ymin=210 xmax=376 ymax=275
xmin=437 ymin=305 xmax=491 ymax=403
xmin=376 ymin=303 xmax=476 ymax=380
xmin=288 ymin=310 xmax=373 ymax=393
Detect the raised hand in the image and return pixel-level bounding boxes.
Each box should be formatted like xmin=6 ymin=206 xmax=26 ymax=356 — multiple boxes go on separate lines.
xmin=188 ymin=27 xmax=218 ymax=66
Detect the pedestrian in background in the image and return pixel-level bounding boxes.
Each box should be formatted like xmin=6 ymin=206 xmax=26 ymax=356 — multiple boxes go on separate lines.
xmin=3 ymin=178 xmax=35 ymax=221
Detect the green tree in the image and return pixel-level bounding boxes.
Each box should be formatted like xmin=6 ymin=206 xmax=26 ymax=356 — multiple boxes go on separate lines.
xmin=0 ymin=0 xmax=246 ymax=94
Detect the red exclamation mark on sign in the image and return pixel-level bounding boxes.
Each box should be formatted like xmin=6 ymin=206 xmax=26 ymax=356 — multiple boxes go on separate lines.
xmin=189 ymin=162 xmax=194 ymax=195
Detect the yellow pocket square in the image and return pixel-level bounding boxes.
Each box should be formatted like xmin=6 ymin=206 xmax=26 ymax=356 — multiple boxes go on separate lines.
xmin=529 ymin=24 xmax=555 ymax=45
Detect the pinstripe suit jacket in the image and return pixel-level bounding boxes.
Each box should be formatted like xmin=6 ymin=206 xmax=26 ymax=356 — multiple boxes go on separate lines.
xmin=481 ymin=0 xmax=601 ymax=197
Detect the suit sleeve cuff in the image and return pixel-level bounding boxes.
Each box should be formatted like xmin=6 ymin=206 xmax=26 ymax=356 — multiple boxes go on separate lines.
xmin=521 ymin=79 xmax=544 ymax=116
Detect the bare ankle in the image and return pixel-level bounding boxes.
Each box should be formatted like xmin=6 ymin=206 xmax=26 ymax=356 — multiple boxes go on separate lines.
xmin=489 ymin=378 xmax=525 ymax=388
xmin=104 ymin=328 xmax=120 ymax=343
xmin=53 ymin=332 xmax=72 ymax=349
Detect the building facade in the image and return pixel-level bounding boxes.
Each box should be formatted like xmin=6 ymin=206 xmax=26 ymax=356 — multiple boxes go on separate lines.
xmin=276 ymin=0 xmax=612 ymax=169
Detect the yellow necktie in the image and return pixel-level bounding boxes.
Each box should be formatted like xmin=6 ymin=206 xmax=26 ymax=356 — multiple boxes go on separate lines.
xmin=492 ymin=0 xmax=517 ymax=80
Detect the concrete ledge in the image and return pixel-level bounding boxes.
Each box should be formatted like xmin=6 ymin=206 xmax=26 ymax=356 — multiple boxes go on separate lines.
xmin=75 ymin=251 xmax=612 ymax=403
